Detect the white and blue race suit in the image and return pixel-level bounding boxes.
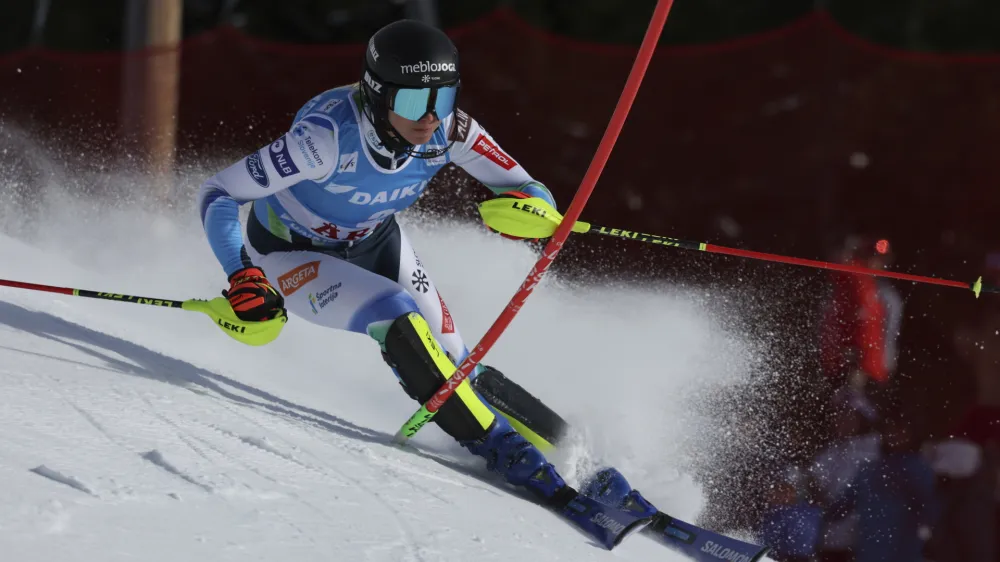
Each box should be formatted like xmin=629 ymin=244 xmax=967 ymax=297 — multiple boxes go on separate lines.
xmin=198 ymin=82 xmax=556 ymax=378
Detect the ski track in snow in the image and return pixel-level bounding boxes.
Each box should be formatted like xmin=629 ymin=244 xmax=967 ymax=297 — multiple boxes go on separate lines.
xmin=0 ymin=193 xmax=765 ymax=561
xmin=29 ymin=465 xmax=96 ymax=496
xmin=0 ymin=306 xmax=625 ymax=562
xmin=139 ymin=449 xmax=215 ymax=493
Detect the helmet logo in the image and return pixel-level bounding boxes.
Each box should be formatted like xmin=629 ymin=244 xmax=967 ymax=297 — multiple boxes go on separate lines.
xmin=400 ymin=61 xmax=456 ymax=74
xmin=368 ymin=39 xmax=379 ymax=61
xmin=363 ymin=71 xmax=383 ymax=93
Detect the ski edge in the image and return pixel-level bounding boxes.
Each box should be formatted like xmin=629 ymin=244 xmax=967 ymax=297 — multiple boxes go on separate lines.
xmin=646 ymin=512 xmax=772 ymax=562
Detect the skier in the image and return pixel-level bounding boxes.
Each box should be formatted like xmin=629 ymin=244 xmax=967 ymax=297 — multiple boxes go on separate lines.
xmin=198 ymin=18 xmax=654 ymax=522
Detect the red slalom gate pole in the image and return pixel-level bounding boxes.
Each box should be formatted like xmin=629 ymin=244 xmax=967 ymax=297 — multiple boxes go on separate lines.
xmin=392 ymin=0 xmax=678 ymax=443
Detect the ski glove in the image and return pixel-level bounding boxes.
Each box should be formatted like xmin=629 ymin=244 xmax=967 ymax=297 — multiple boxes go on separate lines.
xmin=223 ymin=266 xmax=286 ymax=321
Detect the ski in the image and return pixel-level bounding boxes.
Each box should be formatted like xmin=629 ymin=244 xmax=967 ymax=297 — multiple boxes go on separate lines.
xmin=553 ymin=488 xmax=654 ymax=549
xmin=644 ymin=511 xmax=771 ymax=562
xmin=472 ymin=372 xmax=772 ymax=560
xmin=391 ymin=442 xmax=651 ymax=549
xmin=398 ymin=442 xmax=767 ymax=557
xmin=551 ymin=493 xmax=771 ymax=559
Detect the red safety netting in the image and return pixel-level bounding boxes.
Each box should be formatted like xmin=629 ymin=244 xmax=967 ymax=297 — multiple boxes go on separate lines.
xmin=2 ymin=10 xmax=996 ymax=248
xmin=1 ymin=8 xmax=998 ymax=424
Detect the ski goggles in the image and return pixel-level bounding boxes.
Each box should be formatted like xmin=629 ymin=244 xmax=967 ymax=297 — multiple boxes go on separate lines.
xmin=389 ymin=84 xmax=459 ymax=121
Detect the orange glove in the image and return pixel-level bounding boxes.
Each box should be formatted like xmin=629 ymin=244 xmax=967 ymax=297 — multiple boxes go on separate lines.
xmin=223 ymin=266 xmax=286 ymax=321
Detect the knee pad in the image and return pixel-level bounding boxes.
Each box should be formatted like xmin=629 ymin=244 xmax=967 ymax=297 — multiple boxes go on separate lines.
xmin=379 ymin=312 xmax=495 ymax=442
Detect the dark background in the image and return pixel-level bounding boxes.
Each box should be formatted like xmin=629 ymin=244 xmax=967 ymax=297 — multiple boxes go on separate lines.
xmin=1 ymin=0 xmax=998 ymax=533
xmin=5 ymin=0 xmax=1000 ymax=53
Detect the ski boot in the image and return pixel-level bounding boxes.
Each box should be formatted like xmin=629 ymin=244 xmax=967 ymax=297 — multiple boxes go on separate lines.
xmin=580 ymin=467 xmax=659 ymax=520
xmin=460 ymin=415 xmax=568 ymax=502
xmin=463 ymin=420 xmax=660 ymax=549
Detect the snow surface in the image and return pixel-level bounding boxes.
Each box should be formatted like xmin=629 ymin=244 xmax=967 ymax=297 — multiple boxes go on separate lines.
xmin=0 ymin=173 xmax=766 ymax=561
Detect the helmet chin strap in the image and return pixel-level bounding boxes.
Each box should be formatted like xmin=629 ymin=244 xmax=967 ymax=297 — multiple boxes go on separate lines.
xmin=373 ymin=117 xmax=451 ymax=160
xmin=377 ymin=123 xmax=413 ymax=155
xmin=358 ymin=112 xmax=413 ymax=171
xmin=405 ymin=141 xmax=453 ymax=159
xmin=361 ymin=112 xmax=407 ymax=154
xmin=360 ymin=95 xmax=451 ymax=160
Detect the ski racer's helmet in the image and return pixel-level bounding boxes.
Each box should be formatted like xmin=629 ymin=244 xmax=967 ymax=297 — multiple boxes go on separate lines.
xmin=360 ymin=19 xmax=460 ymax=158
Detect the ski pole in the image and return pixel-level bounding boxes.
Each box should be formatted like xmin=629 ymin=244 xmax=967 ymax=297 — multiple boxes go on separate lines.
xmin=476 ymin=196 xmax=999 ymax=299
xmin=390 ymin=0 xmax=678 ymax=444
xmin=0 ymin=278 xmax=287 ymax=345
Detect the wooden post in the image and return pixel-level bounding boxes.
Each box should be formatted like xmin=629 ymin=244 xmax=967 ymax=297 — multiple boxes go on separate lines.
xmin=121 ymin=0 xmax=183 ymax=198
xmin=29 ymin=0 xmax=52 ymax=46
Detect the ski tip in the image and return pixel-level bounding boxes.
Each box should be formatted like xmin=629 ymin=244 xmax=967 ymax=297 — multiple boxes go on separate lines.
xmin=972 ymin=276 xmax=983 ymax=298
xmin=749 ymin=546 xmax=772 ymax=562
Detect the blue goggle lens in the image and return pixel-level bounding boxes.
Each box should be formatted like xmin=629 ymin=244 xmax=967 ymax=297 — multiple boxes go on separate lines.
xmin=392 ymin=85 xmax=458 ymax=121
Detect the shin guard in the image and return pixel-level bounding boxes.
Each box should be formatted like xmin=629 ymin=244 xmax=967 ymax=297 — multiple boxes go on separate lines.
xmin=380 ymin=312 xmax=495 ymax=442
xmin=471 ymin=365 xmax=569 ymax=450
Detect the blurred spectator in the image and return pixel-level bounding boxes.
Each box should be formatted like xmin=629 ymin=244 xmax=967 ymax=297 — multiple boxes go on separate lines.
xmin=819 ymin=235 xmax=903 ymax=410
xmin=826 ymin=416 xmax=938 ymax=562
xmin=923 ymin=438 xmax=994 ymax=562
xmin=937 ymin=293 xmax=1000 ymax=562
xmin=759 ymin=465 xmax=822 ymax=562
xmin=809 ymin=387 xmax=881 ymax=562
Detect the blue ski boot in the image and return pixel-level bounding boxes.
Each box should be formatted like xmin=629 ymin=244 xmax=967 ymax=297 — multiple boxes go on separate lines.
xmin=463 ymin=421 xmax=654 ymax=549
xmin=460 ymin=415 xmax=567 ymax=501
xmin=580 ymin=467 xmax=659 ymax=520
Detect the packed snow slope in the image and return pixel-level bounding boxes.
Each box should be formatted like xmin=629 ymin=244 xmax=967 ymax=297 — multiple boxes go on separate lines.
xmin=0 ymin=179 xmax=764 ymax=562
